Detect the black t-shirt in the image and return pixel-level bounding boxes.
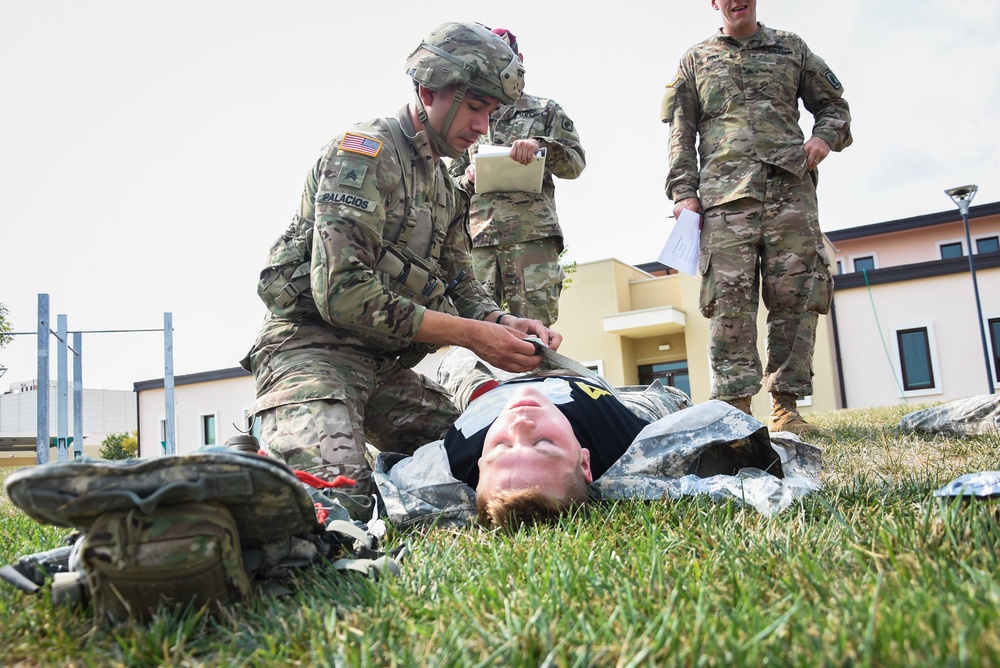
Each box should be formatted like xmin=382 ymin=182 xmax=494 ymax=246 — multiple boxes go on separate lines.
xmin=442 ymin=375 xmax=649 ymax=488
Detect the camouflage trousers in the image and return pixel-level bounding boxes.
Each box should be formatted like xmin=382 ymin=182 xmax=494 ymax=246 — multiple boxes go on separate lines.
xmin=472 ymin=236 xmax=566 ymax=326
xmin=435 ymin=346 xmax=692 ymax=419
xmin=257 ymin=349 xmax=459 ymax=497
xmin=699 ymin=168 xmax=833 ymax=400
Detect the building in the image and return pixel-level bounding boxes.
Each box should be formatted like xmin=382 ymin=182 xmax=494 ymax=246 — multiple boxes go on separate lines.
xmin=134 ymin=368 xmax=257 ymax=458
xmin=552 ymin=257 xmax=840 ymax=417
xmin=0 ymin=379 xmax=137 ymax=466
xmin=130 ymin=201 xmax=1000 ymax=456
xmin=826 ymin=200 xmax=1000 ymax=408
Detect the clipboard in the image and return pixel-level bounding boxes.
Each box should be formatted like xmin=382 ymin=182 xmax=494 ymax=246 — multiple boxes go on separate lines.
xmin=473 ymin=145 xmax=546 ymax=194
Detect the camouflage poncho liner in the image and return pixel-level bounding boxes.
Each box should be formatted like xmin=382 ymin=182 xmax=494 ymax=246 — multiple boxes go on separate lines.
xmin=375 ymin=400 xmax=823 ymax=527
xmin=900 ymin=394 xmax=1000 ymax=437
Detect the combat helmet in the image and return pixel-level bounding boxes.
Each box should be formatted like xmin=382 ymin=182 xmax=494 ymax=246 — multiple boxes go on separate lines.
xmin=405 ymin=22 xmax=525 ymax=158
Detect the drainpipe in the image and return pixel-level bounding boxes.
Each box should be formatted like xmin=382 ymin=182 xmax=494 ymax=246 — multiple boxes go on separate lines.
xmin=829 ymin=295 xmax=848 ymax=409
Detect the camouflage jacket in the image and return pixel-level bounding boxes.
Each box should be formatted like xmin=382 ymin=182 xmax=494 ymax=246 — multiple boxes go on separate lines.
xmin=245 ymin=107 xmax=500 ymax=407
xmin=374 ymin=400 xmax=823 ymax=527
xmin=661 ymin=24 xmax=852 ymax=208
xmin=448 ymin=94 xmax=585 ymax=247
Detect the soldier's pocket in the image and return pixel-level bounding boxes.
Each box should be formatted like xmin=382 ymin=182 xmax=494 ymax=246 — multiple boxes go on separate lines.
xmin=805 ymin=246 xmax=834 ymax=315
xmin=698 ymin=250 xmax=718 ymax=318
xmin=524 ymin=260 xmax=566 ymax=294
xmin=698 ymin=63 xmax=739 ymax=117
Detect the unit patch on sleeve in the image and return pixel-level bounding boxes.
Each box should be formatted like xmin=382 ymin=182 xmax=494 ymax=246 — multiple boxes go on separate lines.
xmin=339 ymin=132 xmax=383 ymax=158
xmin=338 ymin=161 xmax=369 ymax=188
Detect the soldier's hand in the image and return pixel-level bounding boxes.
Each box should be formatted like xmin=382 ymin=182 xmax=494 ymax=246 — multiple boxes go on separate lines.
xmin=804 ymin=137 xmax=831 ymax=170
xmin=504 ymin=315 xmax=562 ymax=350
xmin=509 ymin=138 xmax=542 ymax=165
xmin=672 ymin=197 xmax=702 ymax=221
xmin=464 ymin=164 xmax=476 ymax=183
xmin=473 ymin=322 xmax=544 ymax=373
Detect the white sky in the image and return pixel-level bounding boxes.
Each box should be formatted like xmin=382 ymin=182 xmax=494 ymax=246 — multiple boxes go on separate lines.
xmin=2 ymin=0 xmax=999 ymax=391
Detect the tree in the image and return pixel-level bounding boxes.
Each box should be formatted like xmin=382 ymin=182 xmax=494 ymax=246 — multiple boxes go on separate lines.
xmin=0 ymin=302 xmax=12 ymax=349
xmin=100 ymin=431 xmax=138 ymax=460
xmin=0 ymin=302 xmax=11 ymax=380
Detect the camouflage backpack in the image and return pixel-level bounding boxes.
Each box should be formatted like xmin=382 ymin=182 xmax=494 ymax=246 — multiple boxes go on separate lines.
xmin=1 ymin=447 xmax=398 ymax=624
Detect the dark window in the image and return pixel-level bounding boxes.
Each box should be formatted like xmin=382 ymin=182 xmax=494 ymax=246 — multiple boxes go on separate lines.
xmin=940 ymin=242 xmax=964 ymax=259
xmin=836 ymin=260 xmax=843 ymax=275
xmin=853 ymin=256 xmax=875 ymax=273
xmin=638 ymin=361 xmax=690 ymax=398
xmin=202 ymin=414 xmax=216 ymax=446
xmin=990 ymin=318 xmax=1000 ymax=384
xmin=897 ymin=328 xmax=934 ymax=391
xmin=244 ymin=414 xmax=262 ymax=441
xmin=977 ymin=236 xmax=999 ymax=254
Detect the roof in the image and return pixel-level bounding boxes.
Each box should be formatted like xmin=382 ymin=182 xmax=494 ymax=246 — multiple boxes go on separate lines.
xmin=825 ymin=201 xmax=1000 ymax=243
xmin=133 ymin=366 xmax=250 ymax=392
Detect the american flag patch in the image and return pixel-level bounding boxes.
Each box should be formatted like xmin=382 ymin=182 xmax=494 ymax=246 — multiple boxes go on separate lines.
xmin=339 ymin=132 xmax=383 ymax=157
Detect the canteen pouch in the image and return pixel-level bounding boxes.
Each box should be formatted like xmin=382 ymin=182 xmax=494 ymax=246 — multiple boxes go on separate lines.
xmin=82 ymin=501 xmax=251 ymax=624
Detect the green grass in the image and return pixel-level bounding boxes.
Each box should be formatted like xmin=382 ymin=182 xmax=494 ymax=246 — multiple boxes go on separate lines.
xmin=2 ymin=402 xmax=1000 ymax=666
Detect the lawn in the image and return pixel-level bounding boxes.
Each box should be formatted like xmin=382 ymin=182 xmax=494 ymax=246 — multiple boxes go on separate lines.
xmin=1 ymin=401 xmax=999 ymax=667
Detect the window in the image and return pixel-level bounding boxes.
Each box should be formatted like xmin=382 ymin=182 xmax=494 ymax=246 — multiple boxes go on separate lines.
xmin=897 ymin=328 xmax=934 ymax=391
xmin=990 ymin=318 xmax=1000 ymax=385
xmin=852 ymin=256 xmax=876 ymax=273
xmin=977 ymin=236 xmax=999 ymax=254
xmin=243 ymin=413 xmax=262 ymax=441
xmin=583 ymin=360 xmax=605 ymax=377
xmin=836 ymin=260 xmax=843 ymax=275
xmin=201 ymin=414 xmax=217 ymax=446
xmin=638 ymin=361 xmax=691 ymax=398
xmin=939 ymin=242 xmax=964 ymax=259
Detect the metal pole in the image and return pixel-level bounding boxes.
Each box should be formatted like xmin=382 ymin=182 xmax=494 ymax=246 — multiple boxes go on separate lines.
xmin=57 ymin=314 xmax=69 ymax=461
xmin=961 ymin=211 xmax=995 ymax=394
xmin=73 ymin=331 xmax=83 ymax=459
xmin=164 ymin=312 xmax=176 ymax=455
xmin=36 ymin=294 xmax=49 ymax=465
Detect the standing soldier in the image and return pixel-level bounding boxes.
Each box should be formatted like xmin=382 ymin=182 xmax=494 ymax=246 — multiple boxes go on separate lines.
xmin=242 ymin=22 xmax=561 ymax=503
xmin=449 ymin=28 xmax=586 ymax=327
xmin=661 ymin=0 xmax=852 ymax=436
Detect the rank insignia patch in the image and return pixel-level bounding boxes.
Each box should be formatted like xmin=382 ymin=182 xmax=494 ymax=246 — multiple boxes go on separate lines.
xmin=339 ymin=132 xmax=383 ymax=157
xmin=338 ymin=161 xmax=368 ymax=188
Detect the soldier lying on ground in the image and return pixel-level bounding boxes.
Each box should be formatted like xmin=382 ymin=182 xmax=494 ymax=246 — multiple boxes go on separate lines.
xmin=375 ymin=348 xmax=820 ymax=527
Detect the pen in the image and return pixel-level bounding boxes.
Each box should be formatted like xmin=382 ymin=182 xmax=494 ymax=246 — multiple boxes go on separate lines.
xmin=444 ymin=270 xmax=467 ymax=295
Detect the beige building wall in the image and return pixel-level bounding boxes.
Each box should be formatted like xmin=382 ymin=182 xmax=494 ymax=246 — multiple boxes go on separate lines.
xmin=556 ymin=258 xmax=839 ymax=417
xmin=832 ymin=268 xmax=1000 ymax=408
xmin=137 ymin=374 xmax=255 ymax=457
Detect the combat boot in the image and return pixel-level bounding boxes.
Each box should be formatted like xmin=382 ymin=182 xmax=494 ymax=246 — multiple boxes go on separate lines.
xmin=722 ymin=396 xmax=753 ymax=416
xmin=768 ymin=392 xmax=819 ymax=437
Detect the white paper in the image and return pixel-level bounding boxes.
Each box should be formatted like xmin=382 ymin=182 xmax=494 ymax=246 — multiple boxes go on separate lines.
xmin=657 ymin=209 xmax=701 ymax=275
xmin=473 ymin=145 xmax=546 ymax=194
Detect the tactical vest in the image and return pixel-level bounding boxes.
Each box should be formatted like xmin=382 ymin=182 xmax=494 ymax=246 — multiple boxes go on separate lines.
xmin=257 ymin=119 xmax=460 ymax=325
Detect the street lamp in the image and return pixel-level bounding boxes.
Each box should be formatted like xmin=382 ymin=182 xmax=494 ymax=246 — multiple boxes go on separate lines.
xmin=944 ymin=184 xmax=995 ymax=395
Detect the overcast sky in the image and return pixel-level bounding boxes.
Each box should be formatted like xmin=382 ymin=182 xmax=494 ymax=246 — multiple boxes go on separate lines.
xmin=2 ymin=0 xmax=999 ymax=392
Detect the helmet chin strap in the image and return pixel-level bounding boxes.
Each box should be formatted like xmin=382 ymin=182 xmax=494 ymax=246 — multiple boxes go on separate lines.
xmin=414 ymin=85 xmax=467 ymax=160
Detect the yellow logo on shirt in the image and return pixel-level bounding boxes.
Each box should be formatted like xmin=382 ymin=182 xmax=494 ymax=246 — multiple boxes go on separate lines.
xmin=574 ymin=381 xmax=610 ymax=401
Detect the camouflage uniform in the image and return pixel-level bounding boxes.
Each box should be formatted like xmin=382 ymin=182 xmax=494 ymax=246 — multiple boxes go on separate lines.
xmin=449 ymin=94 xmax=586 ymax=325
xmin=661 ymin=24 xmax=852 ymax=400
xmin=244 ymin=107 xmax=501 ymax=496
